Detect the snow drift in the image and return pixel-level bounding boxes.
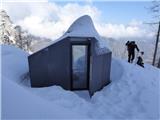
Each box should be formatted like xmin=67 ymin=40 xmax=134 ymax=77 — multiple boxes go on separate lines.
xmin=1 ymin=44 xmax=160 ymax=119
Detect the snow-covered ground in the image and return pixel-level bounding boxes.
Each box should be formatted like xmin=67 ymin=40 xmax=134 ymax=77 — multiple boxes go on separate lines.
xmin=1 ymin=45 xmax=160 ymax=119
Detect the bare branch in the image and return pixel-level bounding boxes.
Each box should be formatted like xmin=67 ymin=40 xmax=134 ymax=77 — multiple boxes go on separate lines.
xmin=143 ymin=22 xmax=159 ymax=25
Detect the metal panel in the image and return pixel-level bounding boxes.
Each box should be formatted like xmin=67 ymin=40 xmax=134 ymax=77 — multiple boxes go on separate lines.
xmin=28 ymin=49 xmax=50 ymax=87
xmin=28 ymin=38 xmax=71 ymax=89
xmin=47 ymin=38 xmax=71 ymax=89
xmin=89 ymin=53 xmax=111 ymax=96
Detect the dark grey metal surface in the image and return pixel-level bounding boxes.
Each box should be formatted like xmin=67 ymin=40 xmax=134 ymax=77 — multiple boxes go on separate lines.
xmin=102 ymin=52 xmax=112 ymax=85
xmin=89 ymin=52 xmax=111 ymax=96
xmin=28 ymin=36 xmax=112 ymax=96
xmin=28 ymin=38 xmax=71 ymax=89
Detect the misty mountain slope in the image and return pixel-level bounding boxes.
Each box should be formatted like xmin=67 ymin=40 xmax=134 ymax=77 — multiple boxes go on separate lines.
xmin=106 ymin=37 xmax=160 ymax=65
xmin=1 ymin=45 xmax=160 ymax=119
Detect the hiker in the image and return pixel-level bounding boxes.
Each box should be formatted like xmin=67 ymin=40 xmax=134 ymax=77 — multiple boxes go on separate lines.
xmin=125 ymin=41 xmax=139 ymax=63
xmin=137 ymin=51 xmax=144 ymax=68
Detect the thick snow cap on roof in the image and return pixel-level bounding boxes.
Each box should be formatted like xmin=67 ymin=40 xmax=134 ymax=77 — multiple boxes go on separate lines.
xmin=63 ymin=15 xmax=111 ymax=54
xmin=40 ymin=15 xmax=110 ymax=54
xmin=65 ymin=15 xmax=100 ymax=37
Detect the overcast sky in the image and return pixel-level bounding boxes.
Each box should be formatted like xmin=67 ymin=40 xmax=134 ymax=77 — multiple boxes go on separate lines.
xmin=2 ymin=0 xmax=157 ymax=40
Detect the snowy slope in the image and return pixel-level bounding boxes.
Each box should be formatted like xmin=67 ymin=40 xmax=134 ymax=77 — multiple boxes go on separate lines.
xmin=1 ymin=45 xmax=160 ymax=119
xmin=93 ymin=59 xmax=160 ymax=119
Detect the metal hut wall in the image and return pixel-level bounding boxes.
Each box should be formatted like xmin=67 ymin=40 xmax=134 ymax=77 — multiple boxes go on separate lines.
xmin=28 ymin=15 xmax=112 ymax=96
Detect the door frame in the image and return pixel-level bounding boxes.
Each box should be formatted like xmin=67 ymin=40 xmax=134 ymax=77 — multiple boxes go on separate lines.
xmin=70 ymin=41 xmax=90 ymax=90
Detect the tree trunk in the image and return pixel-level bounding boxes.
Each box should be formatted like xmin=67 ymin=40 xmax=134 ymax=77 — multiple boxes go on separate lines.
xmin=158 ymin=57 xmax=160 ymax=68
xmin=152 ymin=21 xmax=160 ymax=66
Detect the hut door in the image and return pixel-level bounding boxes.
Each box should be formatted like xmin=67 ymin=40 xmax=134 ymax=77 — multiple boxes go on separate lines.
xmin=71 ymin=45 xmax=89 ymax=90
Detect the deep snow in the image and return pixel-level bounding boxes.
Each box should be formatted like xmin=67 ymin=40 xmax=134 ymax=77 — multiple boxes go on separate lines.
xmin=1 ymin=45 xmax=160 ymax=119
xmin=38 ymin=15 xmax=110 ymax=54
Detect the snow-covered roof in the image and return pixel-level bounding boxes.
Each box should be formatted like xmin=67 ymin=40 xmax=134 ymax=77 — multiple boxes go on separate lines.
xmin=54 ymin=15 xmax=110 ymax=53
xmin=33 ymin=15 xmax=111 ymax=54
xmin=64 ymin=15 xmax=100 ymax=38
xmin=67 ymin=15 xmax=110 ymax=53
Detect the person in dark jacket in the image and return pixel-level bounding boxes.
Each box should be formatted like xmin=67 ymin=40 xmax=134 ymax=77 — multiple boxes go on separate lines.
xmin=125 ymin=41 xmax=139 ymax=63
xmin=137 ymin=51 xmax=144 ymax=67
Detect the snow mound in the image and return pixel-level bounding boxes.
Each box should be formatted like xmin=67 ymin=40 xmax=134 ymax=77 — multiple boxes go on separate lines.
xmin=65 ymin=15 xmax=100 ymax=38
xmin=64 ymin=15 xmax=110 ymax=51
xmin=40 ymin=15 xmax=110 ymax=52
xmin=92 ymin=59 xmax=160 ymax=119
xmin=2 ymin=45 xmax=160 ymax=119
xmin=1 ymin=45 xmax=29 ymax=84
